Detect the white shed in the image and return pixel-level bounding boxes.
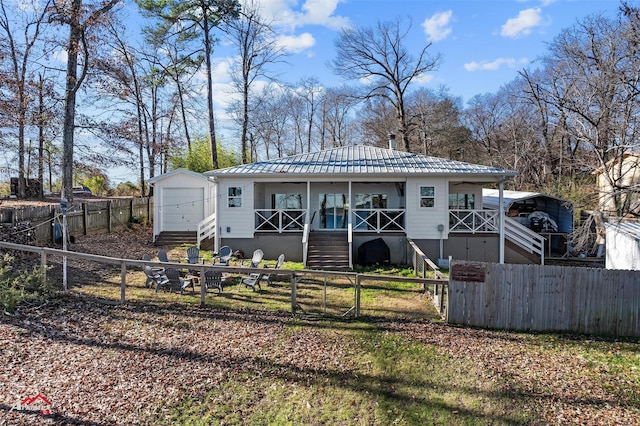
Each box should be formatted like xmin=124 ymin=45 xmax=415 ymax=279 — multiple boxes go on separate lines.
xmin=605 ymin=222 xmax=640 ymax=270
xmin=148 ymin=168 xmax=215 ymax=241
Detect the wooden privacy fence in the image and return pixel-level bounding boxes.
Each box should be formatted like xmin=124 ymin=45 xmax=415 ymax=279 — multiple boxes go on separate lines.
xmin=447 ymin=260 xmax=640 ymax=337
xmin=0 ymin=197 xmax=152 ymax=244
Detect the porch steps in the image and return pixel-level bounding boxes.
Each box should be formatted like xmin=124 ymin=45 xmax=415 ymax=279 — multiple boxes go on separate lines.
xmin=154 ymin=231 xmax=197 ymax=246
xmin=306 ymin=231 xmax=350 ymax=270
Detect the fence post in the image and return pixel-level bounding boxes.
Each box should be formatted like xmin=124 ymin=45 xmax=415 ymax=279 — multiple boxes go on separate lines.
xmin=82 ymin=203 xmax=88 ymax=236
xmin=291 ymin=273 xmax=297 ymax=314
xmin=355 ymin=274 xmax=361 ymax=318
xmin=49 ymin=208 xmax=56 ymax=244
xmin=120 ymin=261 xmax=126 ymax=303
xmin=199 ymin=266 xmax=206 ymax=306
xmin=107 ymin=201 xmax=112 ymax=233
xmin=41 ymin=250 xmax=47 ymax=284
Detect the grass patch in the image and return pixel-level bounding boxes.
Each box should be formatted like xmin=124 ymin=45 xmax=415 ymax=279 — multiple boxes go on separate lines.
xmin=55 ymin=254 xmax=639 ymax=425
xmin=160 ymin=322 xmax=530 ymax=425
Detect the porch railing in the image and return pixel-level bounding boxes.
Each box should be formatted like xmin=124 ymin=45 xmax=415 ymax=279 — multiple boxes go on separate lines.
xmin=352 ymin=209 xmax=405 ymax=232
xmin=449 ymin=209 xmax=499 ymax=233
xmin=504 ymin=216 xmax=545 ymax=264
xmin=255 ymin=209 xmax=307 ymax=233
xmin=197 ymin=213 xmax=216 ymax=249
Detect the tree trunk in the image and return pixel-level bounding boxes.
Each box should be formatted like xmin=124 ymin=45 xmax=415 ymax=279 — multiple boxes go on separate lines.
xmin=61 ymin=0 xmax=82 ymax=201
xmin=202 ymin=11 xmax=218 ymax=169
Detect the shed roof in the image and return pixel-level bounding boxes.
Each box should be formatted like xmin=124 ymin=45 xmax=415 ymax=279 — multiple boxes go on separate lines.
xmin=205 ymin=145 xmax=517 ymax=179
xmin=148 ymin=168 xmax=208 ymax=184
xmin=482 ymin=189 xmax=571 ymax=211
xmin=605 ymin=222 xmax=640 ymax=242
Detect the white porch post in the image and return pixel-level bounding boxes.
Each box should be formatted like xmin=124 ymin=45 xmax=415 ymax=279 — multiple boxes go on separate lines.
xmin=307 ymin=181 xmax=311 ymax=222
xmin=499 ymin=180 xmax=505 ymax=264
xmin=348 ymin=181 xmax=353 ymax=269
xmin=213 ymin=180 xmax=219 ymax=253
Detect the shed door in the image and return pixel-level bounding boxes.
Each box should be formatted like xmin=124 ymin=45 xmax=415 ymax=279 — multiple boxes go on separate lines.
xmin=163 ymin=188 xmax=204 ymax=231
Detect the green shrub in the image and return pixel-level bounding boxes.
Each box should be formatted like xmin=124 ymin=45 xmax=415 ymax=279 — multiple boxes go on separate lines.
xmin=0 ymin=254 xmax=55 ymax=313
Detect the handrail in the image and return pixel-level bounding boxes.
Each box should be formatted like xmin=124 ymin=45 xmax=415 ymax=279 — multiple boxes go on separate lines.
xmin=302 ymin=222 xmax=310 ymax=267
xmin=406 ymin=238 xmax=448 ymax=317
xmin=197 ymin=213 xmax=216 ymax=249
xmin=347 ymin=222 xmax=353 ymax=269
xmin=504 ymin=216 xmax=545 ymax=264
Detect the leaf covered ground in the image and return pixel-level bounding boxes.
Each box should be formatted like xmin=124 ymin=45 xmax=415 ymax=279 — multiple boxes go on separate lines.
xmin=1 ymin=227 xmax=638 ymax=425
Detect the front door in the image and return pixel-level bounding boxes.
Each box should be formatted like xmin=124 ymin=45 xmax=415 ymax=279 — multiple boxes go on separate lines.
xmin=319 ymin=193 xmax=348 ymax=230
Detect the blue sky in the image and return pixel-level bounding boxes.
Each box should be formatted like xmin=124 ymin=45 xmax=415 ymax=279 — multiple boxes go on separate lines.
xmin=110 ymin=0 xmax=621 ymax=183
xmin=206 ymin=0 xmax=620 ymax=104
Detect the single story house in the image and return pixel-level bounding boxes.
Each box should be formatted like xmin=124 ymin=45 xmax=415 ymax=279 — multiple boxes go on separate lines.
xmin=605 ymin=221 xmax=640 ymax=270
xmin=150 ymin=144 xmax=547 ymax=268
xmin=594 ymin=153 xmax=640 ymax=216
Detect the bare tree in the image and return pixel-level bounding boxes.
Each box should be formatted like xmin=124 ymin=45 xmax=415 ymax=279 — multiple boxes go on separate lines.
xmin=226 ymin=0 xmax=286 ymax=163
xmin=330 ymin=17 xmax=442 ymax=152
xmin=540 ymin=12 xmax=640 ymax=216
xmin=293 ymin=77 xmax=323 ymax=153
xmin=49 ymin=0 xmax=122 ymax=201
xmin=319 ymin=86 xmax=359 ymax=148
xmin=138 ymin=0 xmax=240 ymax=170
xmin=0 ymin=0 xmax=51 ymax=198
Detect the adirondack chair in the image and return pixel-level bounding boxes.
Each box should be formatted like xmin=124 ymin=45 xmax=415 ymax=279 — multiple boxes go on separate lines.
xmin=141 ymin=254 xmax=164 ymax=288
xmin=157 ymin=249 xmax=170 ymax=263
xmin=241 ymin=249 xmax=264 ymax=268
xmin=186 ymin=246 xmax=200 ymax=264
xmin=159 ymin=267 xmax=194 ymax=294
xmin=204 ymin=270 xmax=224 ymax=293
xmin=143 ymin=265 xmax=169 ymax=290
xmin=237 ymin=249 xmax=264 ymax=291
xmin=213 ymin=246 xmax=232 ymax=265
xmin=242 ymin=253 xmax=285 ymax=291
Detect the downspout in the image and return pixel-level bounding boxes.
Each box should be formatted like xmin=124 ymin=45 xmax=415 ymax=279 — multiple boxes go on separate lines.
xmin=302 ymin=181 xmax=311 ymax=266
xmin=348 ymin=180 xmax=353 ymax=269
xmin=499 ymin=179 xmax=505 ymax=264
xmin=211 ymin=176 xmax=219 ymax=253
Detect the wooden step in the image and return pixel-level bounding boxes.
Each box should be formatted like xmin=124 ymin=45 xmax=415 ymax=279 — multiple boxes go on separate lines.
xmin=154 ymin=231 xmax=197 ymax=246
xmin=306 ymin=231 xmax=350 ymax=270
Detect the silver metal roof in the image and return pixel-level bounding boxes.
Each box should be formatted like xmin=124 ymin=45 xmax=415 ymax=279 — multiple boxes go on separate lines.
xmin=482 ymin=189 xmax=570 ymax=210
xmin=205 ymin=145 xmax=517 ymax=178
xmin=605 ymin=221 xmax=640 ymax=242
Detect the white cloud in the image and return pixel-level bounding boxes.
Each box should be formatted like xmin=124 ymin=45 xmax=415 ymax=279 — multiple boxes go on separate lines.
xmin=501 ymin=8 xmax=545 ymax=38
xmin=255 ymin=0 xmax=349 ymax=30
xmin=422 ymin=10 xmax=453 ymax=42
xmin=299 ymin=0 xmax=350 ymax=29
xmin=464 ymin=57 xmax=529 ymax=71
xmin=414 ymin=73 xmax=435 ymax=84
xmin=53 ymin=49 xmax=67 ymax=63
xmin=275 ymin=32 xmax=316 ymax=53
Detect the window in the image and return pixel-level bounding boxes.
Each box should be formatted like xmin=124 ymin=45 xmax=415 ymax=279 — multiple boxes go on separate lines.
xmin=228 ymin=187 xmax=242 ymax=207
xmin=449 ymin=193 xmax=475 ymax=209
xmin=273 ymin=193 xmax=302 ymax=209
xmin=355 ymin=194 xmax=387 ymax=209
xmin=420 ymin=186 xmax=435 ymax=208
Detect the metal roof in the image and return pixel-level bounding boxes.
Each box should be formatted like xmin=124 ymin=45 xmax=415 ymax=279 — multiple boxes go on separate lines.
xmin=482 ymin=189 xmax=571 ymax=211
xmin=605 ymin=221 xmax=640 ymax=242
xmin=205 ymin=145 xmax=517 ymax=178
